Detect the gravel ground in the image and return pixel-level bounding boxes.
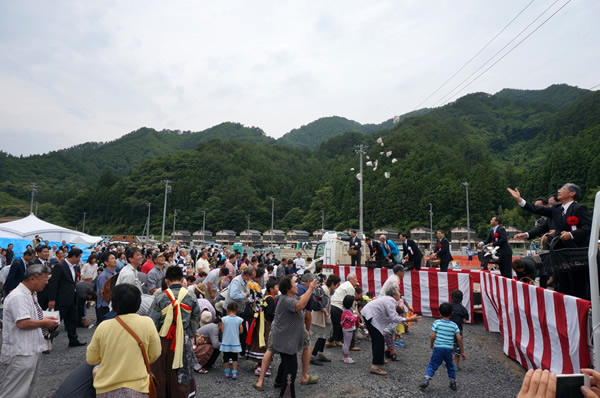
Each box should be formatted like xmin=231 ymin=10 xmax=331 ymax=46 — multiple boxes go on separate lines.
xmin=1 ymin=312 xmax=526 ymax=398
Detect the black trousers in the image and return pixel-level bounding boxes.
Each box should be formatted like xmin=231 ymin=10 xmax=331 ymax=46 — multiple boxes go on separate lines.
xmin=329 ymin=306 xmax=343 ymax=343
xmin=365 ymin=318 xmax=385 ymax=366
xmin=499 ymin=254 xmax=513 ymax=279
xmin=413 ymin=255 xmax=422 ymax=271
xmin=95 ymin=306 xmax=110 ymax=325
xmin=351 ymin=250 xmax=361 ymax=267
xmin=276 ymin=353 xmax=297 ymax=398
xmin=204 ymin=349 xmax=221 ymax=369
xmin=557 ymin=269 xmax=590 ymax=300
xmin=58 ymin=303 xmax=79 ymax=344
xmin=312 ymin=338 xmax=326 ymax=356
xmin=440 ymin=261 xmax=450 ymax=272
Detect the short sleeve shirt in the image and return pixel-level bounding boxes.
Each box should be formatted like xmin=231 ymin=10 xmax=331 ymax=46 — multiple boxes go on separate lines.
xmin=220 ymin=315 xmax=243 ymax=353
xmin=432 ymin=319 xmax=460 ymax=349
xmin=270 ymin=294 xmax=304 ymax=354
xmin=206 ymin=269 xmax=221 ymax=293
xmin=296 ymin=283 xmax=313 ymax=311
xmin=450 ymin=303 xmax=469 ymax=332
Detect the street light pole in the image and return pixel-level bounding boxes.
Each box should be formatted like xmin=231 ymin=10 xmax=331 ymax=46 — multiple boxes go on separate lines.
xmin=270 ymin=197 xmax=275 ymax=245
xmin=83 ymin=212 xmax=87 ymax=232
xmin=462 ymin=182 xmax=471 ymax=250
xmin=429 ymin=203 xmax=433 ymax=252
xmin=173 ymin=209 xmax=179 ymax=235
xmin=354 ymin=144 xmax=368 ymax=233
xmin=146 ymin=202 xmax=151 ymax=243
xmin=161 ymin=180 xmax=171 ymax=242
xmin=202 ymin=210 xmax=206 ymax=242
xmin=321 ymin=210 xmax=324 ymax=230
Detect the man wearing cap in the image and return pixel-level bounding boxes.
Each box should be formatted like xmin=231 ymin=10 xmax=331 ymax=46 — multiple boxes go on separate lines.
xmin=381 ymin=265 xmax=406 ymax=298
xmin=146 ymin=251 xmax=167 ymax=295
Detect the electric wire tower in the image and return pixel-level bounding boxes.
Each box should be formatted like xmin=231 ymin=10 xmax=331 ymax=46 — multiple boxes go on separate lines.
xmin=161 ymin=180 xmax=171 ymax=242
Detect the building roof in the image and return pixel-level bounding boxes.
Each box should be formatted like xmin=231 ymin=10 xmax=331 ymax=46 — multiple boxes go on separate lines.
xmin=217 ymin=229 xmax=237 ymax=234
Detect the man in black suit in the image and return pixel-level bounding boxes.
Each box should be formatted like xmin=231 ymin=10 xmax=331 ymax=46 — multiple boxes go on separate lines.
xmin=349 ymin=230 xmax=362 ymax=267
xmin=3 ymin=249 xmax=34 ymax=294
xmin=400 ymin=233 xmax=422 ymax=271
xmin=365 ymin=238 xmax=384 ymax=267
xmin=47 ymin=247 xmax=86 ymax=347
xmin=432 ymin=230 xmax=453 ymax=272
xmin=508 ymin=184 xmax=592 ymax=298
xmin=30 ymin=245 xmax=51 ymax=309
xmin=478 ymin=216 xmax=513 ymax=278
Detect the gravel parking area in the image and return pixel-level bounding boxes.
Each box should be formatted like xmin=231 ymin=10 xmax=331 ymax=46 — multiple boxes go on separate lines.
xmin=1 ymin=312 xmax=526 ymax=398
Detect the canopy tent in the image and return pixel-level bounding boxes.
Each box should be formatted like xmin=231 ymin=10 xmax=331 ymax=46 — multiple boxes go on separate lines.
xmin=0 ymin=214 xmax=102 ymax=245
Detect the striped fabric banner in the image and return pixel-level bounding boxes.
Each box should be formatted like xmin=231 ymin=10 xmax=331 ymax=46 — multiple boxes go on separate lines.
xmin=480 ymin=271 xmax=591 ymax=373
xmin=327 ymin=266 xmax=473 ymax=324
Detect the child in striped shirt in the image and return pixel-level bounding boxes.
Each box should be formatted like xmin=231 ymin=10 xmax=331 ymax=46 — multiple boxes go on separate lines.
xmin=420 ymin=302 xmax=466 ymax=391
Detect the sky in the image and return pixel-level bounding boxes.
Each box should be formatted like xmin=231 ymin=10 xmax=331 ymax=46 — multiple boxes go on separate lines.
xmin=1 ymin=0 xmax=598 ymax=156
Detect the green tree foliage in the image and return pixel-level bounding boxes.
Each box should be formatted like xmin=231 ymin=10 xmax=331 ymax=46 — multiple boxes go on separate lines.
xmin=1 ymin=85 xmax=597 ymax=241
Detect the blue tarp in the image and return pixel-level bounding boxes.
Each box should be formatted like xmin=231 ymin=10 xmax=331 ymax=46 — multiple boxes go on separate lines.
xmin=0 ymin=237 xmax=93 ymax=262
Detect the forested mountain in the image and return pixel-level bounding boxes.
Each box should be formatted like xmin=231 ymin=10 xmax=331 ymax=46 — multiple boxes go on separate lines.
xmin=276 ymin=109 xmax=430 ymax=149
xmin=1 ymin=84 xmax=598 ymax=240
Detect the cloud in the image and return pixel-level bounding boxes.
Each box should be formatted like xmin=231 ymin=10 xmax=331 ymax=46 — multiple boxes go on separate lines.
xmin=0 ymin=0 xmax=598 ymax=156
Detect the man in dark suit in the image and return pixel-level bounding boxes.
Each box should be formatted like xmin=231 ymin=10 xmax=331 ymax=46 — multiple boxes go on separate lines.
xmin=478 ymin=216 xmax=513 ymax=278
xmin=3 ymin=249 xmax=34 ymax=294
xmin=365 ymin=238 xmax=384 ymax=267
xmin=508 ymin=184 xmax=592 ymax=298
xmin=348 ymin=230 xmax=362 ymax=267
xmin=47 ymin=247 xmax=86 ymax=347
xmin=432 ymin=230 xmax=453 ymax=272
xmin=30 ymin=245 xmax=51 ymax=309
xmin=400 ymin=233 xmax=422 ymax=271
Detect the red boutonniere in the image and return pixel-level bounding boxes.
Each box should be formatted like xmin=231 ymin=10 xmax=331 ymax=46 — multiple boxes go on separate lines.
xmin=438 ymin=243 xmax=442 ymax=249
xmin=493 ymin=232 xmax=499 ymax=238
xmin=567 ymin=216 xmax=579 ymax=231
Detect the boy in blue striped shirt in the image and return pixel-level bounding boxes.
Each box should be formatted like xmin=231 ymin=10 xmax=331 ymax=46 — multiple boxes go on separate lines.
xmin=420 ymin=302 xmax=466 ymax=391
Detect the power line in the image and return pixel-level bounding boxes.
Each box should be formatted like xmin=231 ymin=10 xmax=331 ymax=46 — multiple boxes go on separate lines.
xmin=591 ymin=83 xmax=600 ymax=90
xmin=414 ymin=0 xmax=536 ymax=111
xmin=442 ymin=0 xmax=572 ymax=105
xmin=431 ymin=0 xmax=563 ymax=108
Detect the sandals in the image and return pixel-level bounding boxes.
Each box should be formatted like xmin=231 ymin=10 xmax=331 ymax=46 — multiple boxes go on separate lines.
xmin=252 ymin=381 xmax=264 ymax=391
xmin=300 ymin=375 xmax=319 ymax=385
xmin=194 ymin=367 xmax=208 ymax=374
xmin=370 ymin=366 xmax=388 ymax=376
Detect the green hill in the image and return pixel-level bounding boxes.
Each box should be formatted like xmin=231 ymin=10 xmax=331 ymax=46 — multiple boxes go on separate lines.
xmin=1 ymin=84 xmax=597 ymax=238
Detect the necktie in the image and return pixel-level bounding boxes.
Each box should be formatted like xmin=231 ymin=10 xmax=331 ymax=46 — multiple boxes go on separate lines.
xmin=33 ymin=296 xmax=49 ymax=338
xmin=562 ymin=206 xmax=566 ymax=217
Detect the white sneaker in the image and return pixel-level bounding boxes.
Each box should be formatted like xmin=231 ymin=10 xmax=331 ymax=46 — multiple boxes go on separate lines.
xmin=343 ymin=357 xmax=355 ymax=364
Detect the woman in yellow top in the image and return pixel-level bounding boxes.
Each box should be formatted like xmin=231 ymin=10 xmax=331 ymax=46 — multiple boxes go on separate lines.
xmin=87 ymin=284 xmax=161 ymax=397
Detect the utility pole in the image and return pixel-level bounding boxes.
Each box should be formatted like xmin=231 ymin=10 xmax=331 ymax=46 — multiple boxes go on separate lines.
xmin=146 ymin=202 xmax=151 ymax=242
xmin=270 ymin=197 xmax=275 ymax=245
xmin=201 ymin=210 xmax=206 ymax=242
xmin=429 ymin=203 xmax=434 ymax=252
xmin=354 ymin=145 xmax=367 ymax=233
xmin=161 ymin=180 xmax=171 ymax=242
xmin=247 ymin=214 xmax=251 ymax=231
xmin=321 ymin=210 xmax=325 ymax=231
xmin=29 ymin=182 xmax=37 ymax=214
xmin=83 ymin=212 xmax=87 ymax=232
xmin=462 ymin=182 xmax=471 ymax=250
xmin=172 ymin=209 xmax=179 ymax=235
xmin=35 ymin=202 xmax=38 ymax=216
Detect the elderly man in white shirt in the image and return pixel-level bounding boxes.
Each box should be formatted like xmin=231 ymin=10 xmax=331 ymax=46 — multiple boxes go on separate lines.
xmin=327 ymin=273 xmax=358 ymax=348
xmin=0 ymin=264 xmax=59 ymax=397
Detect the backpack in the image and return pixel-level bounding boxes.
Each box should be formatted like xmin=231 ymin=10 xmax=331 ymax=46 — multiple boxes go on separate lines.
xmin=102 ymin=273 xmax=119 ymax=303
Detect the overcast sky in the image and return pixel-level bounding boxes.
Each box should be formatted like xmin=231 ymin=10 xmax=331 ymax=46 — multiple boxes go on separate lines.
xmin=1 ymin=0 xmax=598 ymax=156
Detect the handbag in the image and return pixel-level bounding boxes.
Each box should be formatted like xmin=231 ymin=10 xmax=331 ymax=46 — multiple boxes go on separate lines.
xmin=116 ymin=317 xmax=158 ymax=398
xmin=347 ymin=249 xmax=358 ymax=256
xmin=429 ymin=256 xmax=441 ymax=267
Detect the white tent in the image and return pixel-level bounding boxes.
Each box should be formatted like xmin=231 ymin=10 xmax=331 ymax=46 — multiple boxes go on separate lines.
xmin=0 ymin=214 xmax=102 ymax=245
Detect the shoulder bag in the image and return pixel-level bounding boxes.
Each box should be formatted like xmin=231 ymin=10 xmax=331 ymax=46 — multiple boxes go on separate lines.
xmin=116 ymin=316 xmax=158 ymax=398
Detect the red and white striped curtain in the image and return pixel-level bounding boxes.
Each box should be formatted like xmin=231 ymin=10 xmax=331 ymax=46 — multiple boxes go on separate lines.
xmin=328 ymin=266 xmax=473 ymax=324
xmin=480 ymin=271 xmax=591 ymax=373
